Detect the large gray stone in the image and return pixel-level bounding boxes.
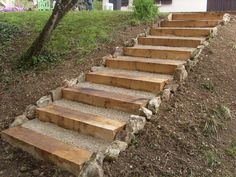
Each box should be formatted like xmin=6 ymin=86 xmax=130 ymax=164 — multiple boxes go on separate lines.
xmin=161 ymin=89 xmax=171 ymax=102
xmin=104 ymin=140 xmax=128 ymax=161
xmin=147 ymin=97 xmax=161 ymax=114
xmin=24 ymin=104 xmax=37 ymax=119
xmin=50 ymin=87 xmax=62 ymax=102
xmin=10 ymin=115 xmax=29 ymax=128
xmin=174 ymin=65 xmax=188 ymax=82
xmin=113 ymin=47 xmax=123 ymax=58
xmin=36 ymin=95 xmax=52 ymax=108
xmin=126 ymin=115 xmax=146 ymax=134
xmin=139 ymin=107 xmax=153 ymax=120
xmin=78 ymin=153 xmax=104 ymax=177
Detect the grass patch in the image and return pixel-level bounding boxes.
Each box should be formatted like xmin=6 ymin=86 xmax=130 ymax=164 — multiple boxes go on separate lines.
xmin=201 ymin=80 xmax=215 ymax=92
xmin=205 ymin=151 xmax=221 ymax=168
xmin=203 ymin=105 xmax=231 ymax=137
xmin=0 ymin=10 xmax=140 ymax=66
xmin=226 ymin=139 xmax=236 ymax=157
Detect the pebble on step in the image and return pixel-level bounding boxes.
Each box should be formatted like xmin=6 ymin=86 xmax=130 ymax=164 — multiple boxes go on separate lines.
xmin=24 ymin=104 xmax=37 ymax=119
xmin=78 ymin=152 xmax=104 ymax=177
xmin=36 ymin=95 xmax=52 ymax=108
xmin=147 ymin=97 xmax=162 ymax=114
xmin=104 ymin=140 xmax=128 ymax=161
xmin=10 ymin=115 xmax=29 ymax=128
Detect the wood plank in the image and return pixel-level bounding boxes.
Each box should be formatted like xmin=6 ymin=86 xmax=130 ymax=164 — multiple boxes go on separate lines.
xmin=1 ymin=127 xmax=92 ymax=176
xmin=124 ymin=45 xmax=194 ymax=60
xmin=106 ymin=56 xmax=185 ymax=74
xmin=37 ymin=104 xmax=125 ymax=141
xmin=62 ymin=87 xmax=150 ymax=113
xmin=138 ymin=36 xmax=204 ymax=48
xmin=86 ymin=70 xmax=171 ymax=93
xmin=150 ymin=27 xmax=212 ymax=37
xmin=161 ymin=20 xmax=219 ymax=27
xmin=172 ymin=12 xmax=223 ymax=20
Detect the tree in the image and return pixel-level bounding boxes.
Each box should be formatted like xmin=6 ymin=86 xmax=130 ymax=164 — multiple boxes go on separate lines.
xmin=22 ymin=0 xmax=79 ymax=66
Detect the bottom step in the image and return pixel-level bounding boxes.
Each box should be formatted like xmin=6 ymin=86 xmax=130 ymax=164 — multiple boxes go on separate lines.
xmin=1 ymin=126 xmax=92 ymax=176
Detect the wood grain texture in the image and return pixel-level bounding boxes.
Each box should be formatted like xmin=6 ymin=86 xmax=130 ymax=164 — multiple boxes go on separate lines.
xmin=1 ymin=127 xmax=92 ymax=176
xmin=37 ymin=104 xmax=126 ymax=141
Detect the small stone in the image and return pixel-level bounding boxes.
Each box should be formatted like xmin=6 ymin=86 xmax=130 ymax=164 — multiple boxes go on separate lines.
xmin=211 ymin=27 xmax=218 ymax=37
xmin=62 ymin=78 xmax=78 ymax=87
xmin=139 ymin=107 xmax=153 ymax=120
xmin=164 ymin=82 xmax=179 ymax=93
xmin=49 ymin=87 xmax=62 ymax=102
xmin=23 ymin=104 xmax=37 ymax=119
xmin=161 ymin=89 xmax=171 ymax=102
xmin=115 ymin=130 xmax=135 ymax=144
xmin=36 ymin=95 xmax=52 ymax=108
xmin=126 ymin=115 xmax=146 ymax=134
xmin=77 ymin=73 xmax=85 ymax=83
xmin=123 ymin=38 xmax=137 ymax=47
xmin=104 ymin=140 xmax=128 ymax=160
xmin=102 ymin=54 xmax=112 ymax=65
xmin=147 ymin=97 xmax=161 ymax=114
xmin=20 ymin=166 xmax=28 ymax=172
xmin=10 ymin=115 xmax=29 ymax=128
xmin=78 ymin=152 xmax=104 ymax=177
xmin=32 ymin=169 xmax=40 ymax=176
xmin=222 ymin=13 xmax=231 ymax=25
xmin=186 ymin=59 xmax=198 ymax=71
xmin=91 ymin=66 xmax=103 ymax=72
xmin=113 ymin=47 xmax=123 ymax=58
xmin=202 ymin=41 xmax=209 ymax=47
xmin=174 ymin=65 xmax=188 ymax=82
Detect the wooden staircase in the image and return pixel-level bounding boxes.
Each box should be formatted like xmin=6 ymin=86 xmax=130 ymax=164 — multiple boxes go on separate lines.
xmin=1 ymin=12 xmax=224 ymax=176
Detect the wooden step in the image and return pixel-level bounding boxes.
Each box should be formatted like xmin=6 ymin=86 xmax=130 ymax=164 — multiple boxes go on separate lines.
xmin=86 ymin=69 xmax=172 ymax=93
xmin=138 ymin=36 xmax=204 ymax=48
xmin=105 ymin=56 xmax=185 ymax=74
xmin=37 ymin=104 xmax=125 ymax=141
xmin=161 ymin=20 xmax=219 ymax=28
xmin=124 ymin=45 xmax=195 ymax=60
xmin=1 ymin=127 xmax=92 ymax=176
xmin=150 ymin=27 xmax=212 ymax=37
xmin=62 ymin=87 xmax=150 ymax=113
xmin=172 ymin=12 xmax=223 ymax=21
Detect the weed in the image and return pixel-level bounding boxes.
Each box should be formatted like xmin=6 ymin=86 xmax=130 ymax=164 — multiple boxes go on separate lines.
xmin=211 ymin=105 xmax=231 ymax=120
xmin=205 ymin=151 xmax=221 ymax=168
xmin=203 ymin=116 xmax=221 ymax=137
xmin=232 ymin=43 xmax=236 ymax=50
xmin=130 ymin=137 xmax=139 ymax=148
xmin=201 ymin=80 xmax=215 ymax=92
xmin=133 ymin=0 xmax=159 ymax=21
xmin=226 ymin=139 xmax=236 ymax=157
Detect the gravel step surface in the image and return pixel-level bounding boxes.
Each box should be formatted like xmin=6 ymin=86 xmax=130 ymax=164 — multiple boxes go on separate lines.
xmin=76 ymin=82 xmax=156 ymax=98
xmin=53 ymin=99 xmax=132 ymax=122
xmin=22 ymin=119 xmax=110 ymax=153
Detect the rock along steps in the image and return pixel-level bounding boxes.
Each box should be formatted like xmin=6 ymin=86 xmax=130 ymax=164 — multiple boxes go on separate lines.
xmin=1 ymin=12 xmax=224 ymax=176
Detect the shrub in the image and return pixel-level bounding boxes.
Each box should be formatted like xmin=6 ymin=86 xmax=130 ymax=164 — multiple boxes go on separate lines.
xmin=133 ymin=0 xmax=159 ymax=21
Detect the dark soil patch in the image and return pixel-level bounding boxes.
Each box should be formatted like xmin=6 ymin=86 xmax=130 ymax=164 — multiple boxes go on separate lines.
xmin=0 ymin=21 xmax=151 ymax=176
xmin=103 ymin=21 xmax=236 ymax=176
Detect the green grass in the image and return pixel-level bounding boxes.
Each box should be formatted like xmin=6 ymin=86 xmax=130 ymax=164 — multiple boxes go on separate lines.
xmin=0 ymin=10 xmax=137 ymax=64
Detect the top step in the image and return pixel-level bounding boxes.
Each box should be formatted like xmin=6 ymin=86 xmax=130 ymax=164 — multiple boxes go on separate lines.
xmin=172 ymin=12 xmax=224 ymax=21
xmin=161 ymin=20 xmax=219 ymax=28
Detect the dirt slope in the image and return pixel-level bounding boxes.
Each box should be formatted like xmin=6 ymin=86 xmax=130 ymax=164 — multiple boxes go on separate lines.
xmin=104 ymin=20 xmax=236 ymax=177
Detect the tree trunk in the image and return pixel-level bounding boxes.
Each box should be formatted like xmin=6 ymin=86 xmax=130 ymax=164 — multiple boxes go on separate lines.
xmin=22 ymin=0 xmax=79 ymax=66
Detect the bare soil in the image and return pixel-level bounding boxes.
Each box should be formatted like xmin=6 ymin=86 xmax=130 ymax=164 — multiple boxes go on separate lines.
xmin=0 ymin=22 xmax=150 ymax=177
xmin=104 ymin=20 xmax=236 ymax=177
